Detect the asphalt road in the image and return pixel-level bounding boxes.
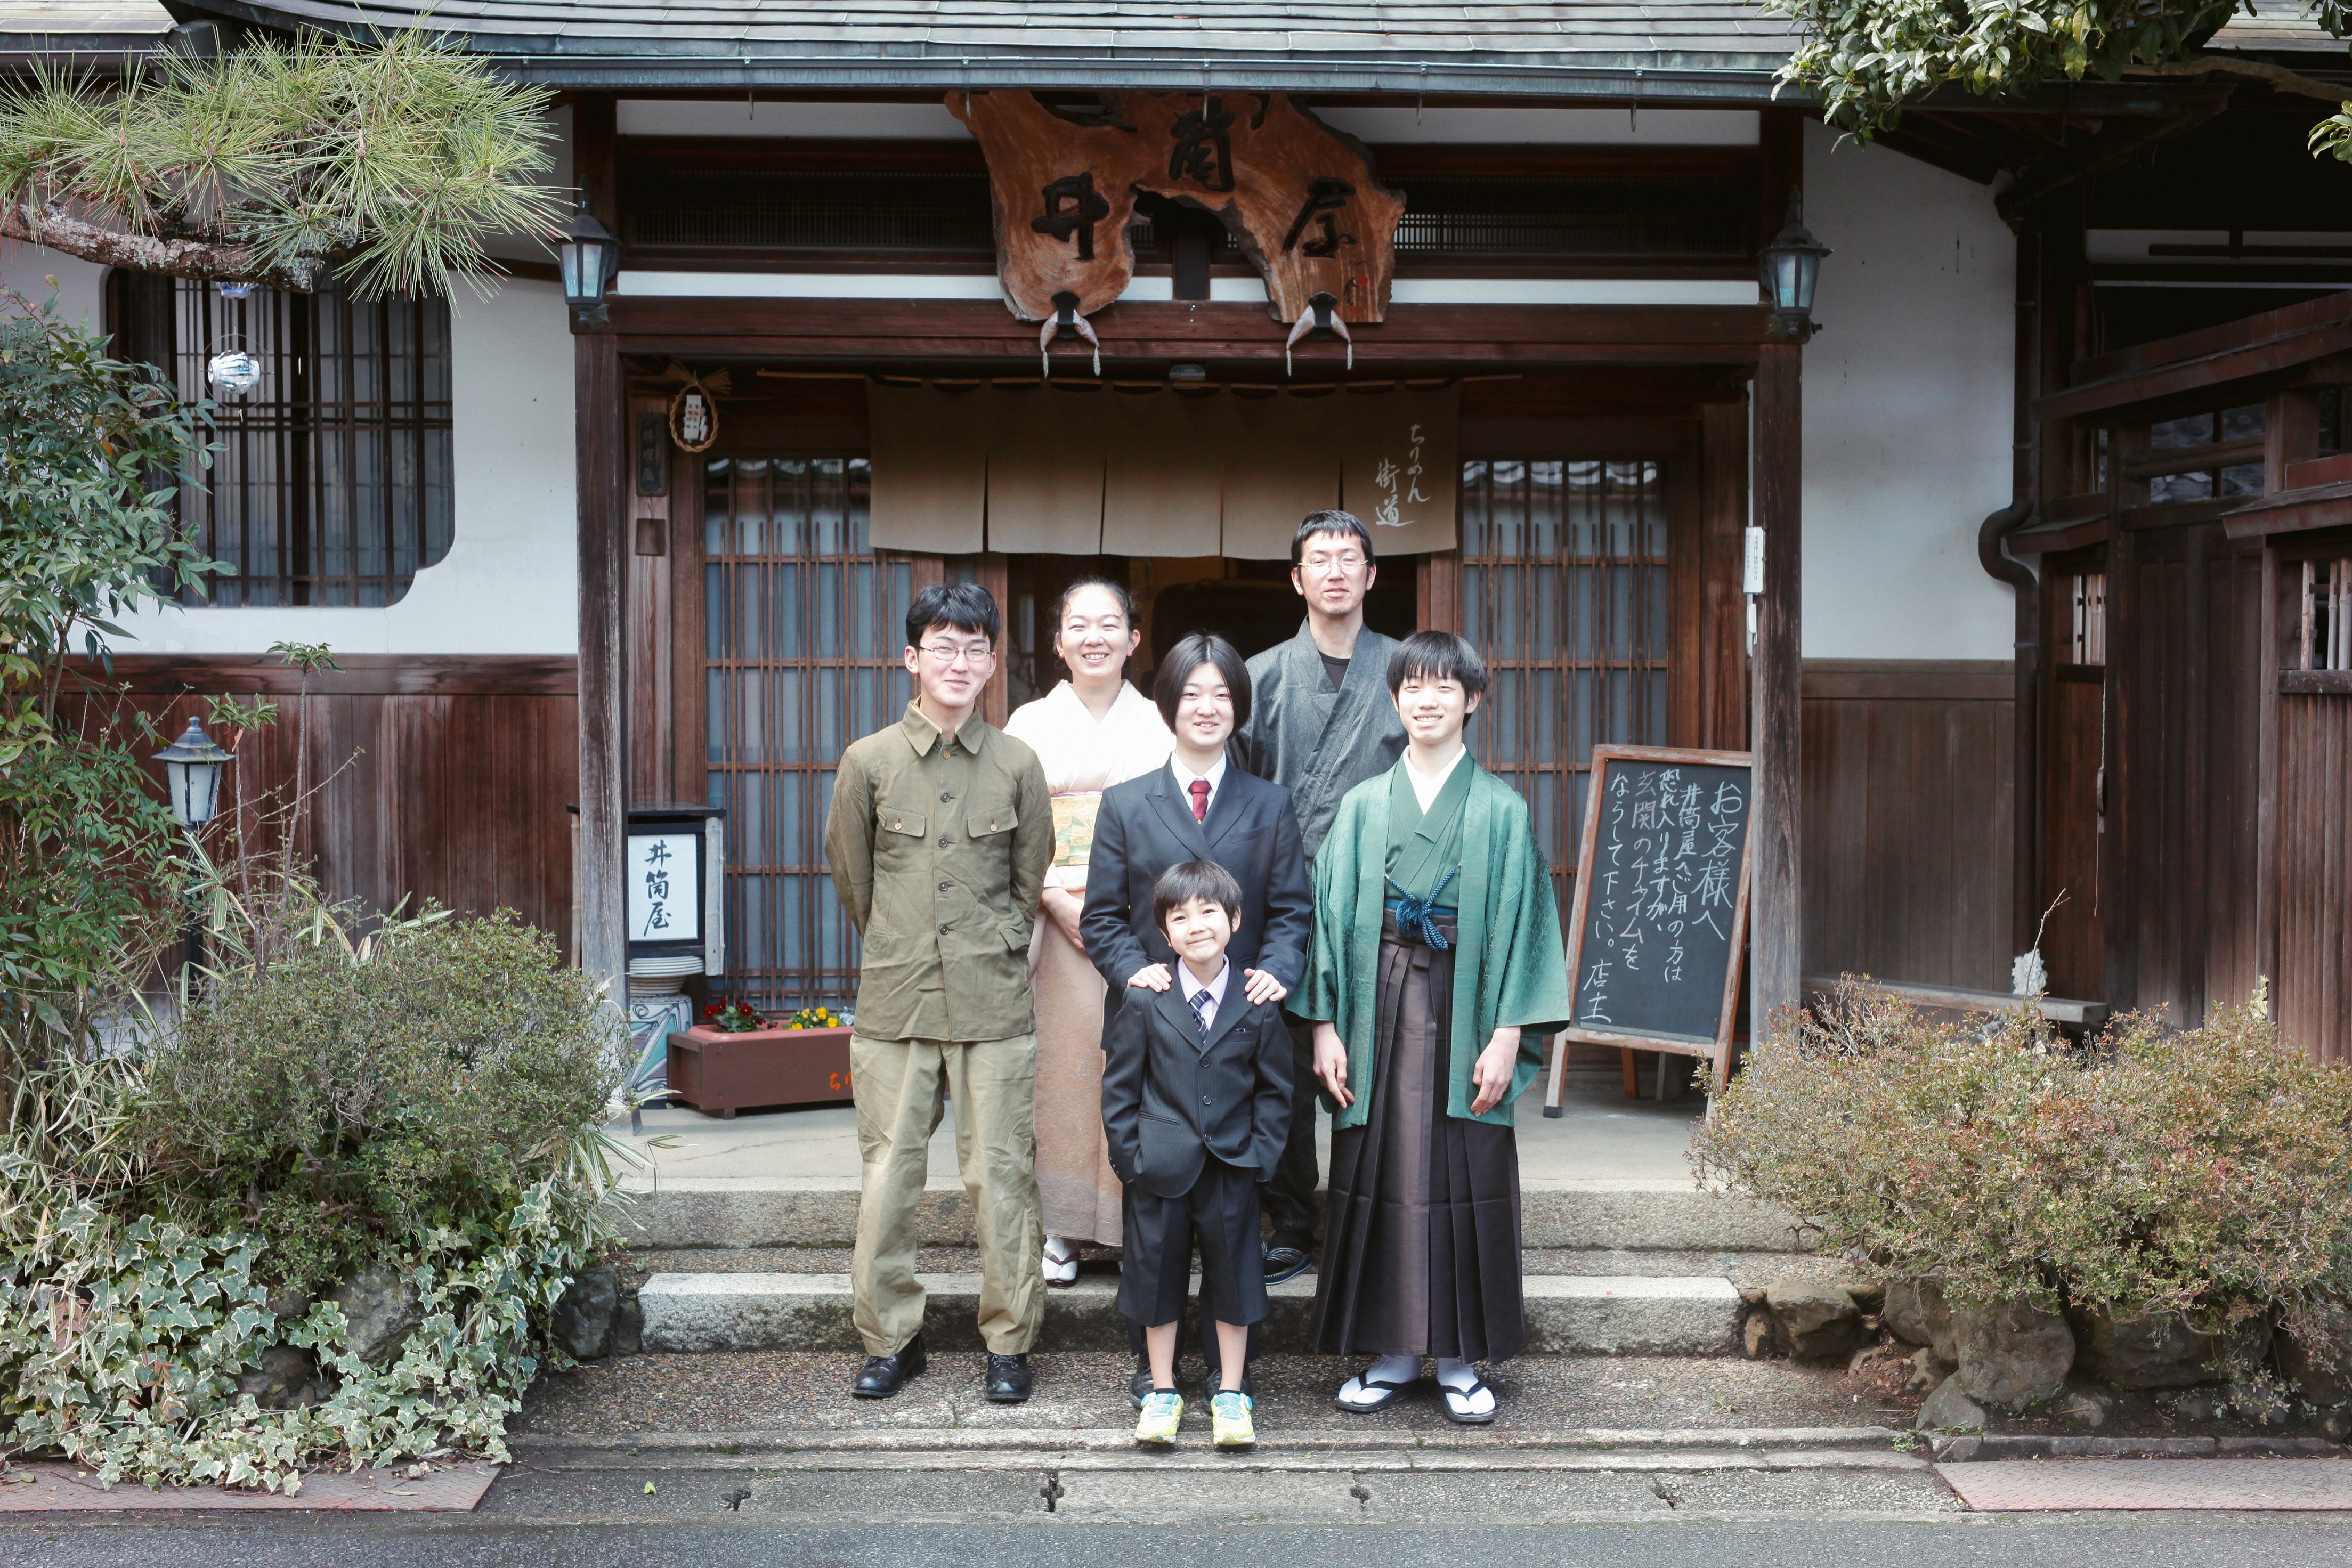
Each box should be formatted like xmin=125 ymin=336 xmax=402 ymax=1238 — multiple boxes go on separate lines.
xmin=6 ymin=1515 xmax=2352 ymax=1568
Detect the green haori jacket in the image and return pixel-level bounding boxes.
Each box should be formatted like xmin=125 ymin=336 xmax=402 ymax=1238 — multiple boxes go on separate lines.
xmin=1295 ymin=757 xmax=1574 ymax=1129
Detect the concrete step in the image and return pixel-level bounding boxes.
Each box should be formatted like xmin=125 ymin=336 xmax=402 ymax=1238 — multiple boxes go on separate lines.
xmin=637 ymin=1271 xmax=1743 ymax=1356
xmin=612 ymin=1176 xmax=1807 ymax=1255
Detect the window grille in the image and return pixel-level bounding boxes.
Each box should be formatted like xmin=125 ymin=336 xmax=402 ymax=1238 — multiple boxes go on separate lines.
xmin=702 ymin=457 xmax=914 ymax=1013
xmin=108 ymin=272 xmax=453 ymax=607
xmin=1461 ymin=458 xmax=1672 ymax=906
xmin=2067 ymin=572 xmax=2107 ymax=666
xmin=621 ymin=166 xmax=1751 ymax=265
xmin=1392 ymin=176 xmax=1753 ymax=262
xmin=2302 ymin=558 xmax=2352 ymax=672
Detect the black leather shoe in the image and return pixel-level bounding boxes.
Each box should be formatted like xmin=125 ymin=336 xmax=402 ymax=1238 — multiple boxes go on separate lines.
xmin=984 ymin=1351 xmax=1035 ymax=1403
xmin=851 ymin=1334 xmax=926 ymax=1399
xmin=1130 ymin=1358 xmax=1154 ymax=1410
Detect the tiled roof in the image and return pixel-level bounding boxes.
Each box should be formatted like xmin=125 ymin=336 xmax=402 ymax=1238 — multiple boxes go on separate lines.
xmin=172 ymin=2 xmax=1803 ymax=96
xmin=0 ymin=0 xmax=173 ymax=50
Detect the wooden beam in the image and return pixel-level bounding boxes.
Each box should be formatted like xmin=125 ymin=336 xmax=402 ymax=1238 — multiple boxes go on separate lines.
xmin=1750 ymin=340 xmax=1804 ymax=1034
xmin=575 ymin=94 xmax=618 ymax=232
xmin=576 ymin=328 xmax=628 ymax=1004
xmin=607 ymin=298 xmax=1776 ymax=368
xmin=62 ymin=654 xmax=577 ymax=696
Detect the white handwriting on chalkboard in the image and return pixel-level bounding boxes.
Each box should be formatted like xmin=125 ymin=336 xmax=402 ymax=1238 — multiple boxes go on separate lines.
xmin=1577 ymin=766 xmax=1745 ymax=1027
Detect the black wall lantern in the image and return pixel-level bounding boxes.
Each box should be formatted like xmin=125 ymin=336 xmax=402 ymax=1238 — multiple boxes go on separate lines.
xmin=1759 ymin=191 xmax=1831 ymax=342
xmin=559 ymin=200 xmax=620 ymax=326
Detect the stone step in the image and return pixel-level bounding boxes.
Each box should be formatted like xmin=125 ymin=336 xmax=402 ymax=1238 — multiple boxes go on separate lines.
xmin=636 ymin=1271 xmax=1743 ymax=1356
xmin=612 ymin=1176 xmax=1806 ymax=1255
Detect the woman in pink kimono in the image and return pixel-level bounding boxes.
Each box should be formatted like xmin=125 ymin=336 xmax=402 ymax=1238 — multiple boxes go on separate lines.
xmin=1004 ymin=579 xmax=1173 ymax=1285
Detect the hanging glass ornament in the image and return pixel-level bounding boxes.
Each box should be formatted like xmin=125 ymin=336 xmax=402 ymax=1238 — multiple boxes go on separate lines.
xmin=206 ymin=335 xmax=262 ymax=397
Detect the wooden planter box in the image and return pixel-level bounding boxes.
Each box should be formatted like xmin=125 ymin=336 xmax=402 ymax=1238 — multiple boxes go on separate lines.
xmin=666 ymin=1025 xmax=854 ymax=1118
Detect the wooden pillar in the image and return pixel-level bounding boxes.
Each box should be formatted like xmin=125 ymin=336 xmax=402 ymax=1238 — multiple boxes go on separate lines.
xmin=1750 ymin=342 xmax=1804 ymax=1031
xmin=575 ymin=328 xmax=627 ymax=1002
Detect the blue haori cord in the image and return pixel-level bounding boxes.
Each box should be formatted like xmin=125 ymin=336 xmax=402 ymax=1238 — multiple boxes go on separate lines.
xmin=1384 ymin=868 xmax=1458 ymax=949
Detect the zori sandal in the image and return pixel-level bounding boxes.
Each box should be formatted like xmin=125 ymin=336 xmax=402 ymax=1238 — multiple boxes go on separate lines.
xmin=1438 ymin=1373 xmax=1498 ymax=1425
xmin=1333 ymin=1373 xmax=1419 ymax=1413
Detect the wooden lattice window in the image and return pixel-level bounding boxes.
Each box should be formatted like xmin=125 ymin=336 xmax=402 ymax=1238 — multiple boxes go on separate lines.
xmin=2066 ymin=572 xmax=2108 ymax=666
xmin=702 ymin=457 xmax=915 ymax=1011
xmin=2139 ymin=402 xmax=2265 ymax=506
xmin=1461 ymin=458 xmax=1673 ymax=899
xmin=108 ymin=272 xmax=453 ymax=607
xmin=2301 ymin=558 xmax=2352 ymax=672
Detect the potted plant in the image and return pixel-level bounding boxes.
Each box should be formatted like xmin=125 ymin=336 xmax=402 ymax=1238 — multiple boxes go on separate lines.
xmin=668 ymin=1000 xmax=855 ymax=1118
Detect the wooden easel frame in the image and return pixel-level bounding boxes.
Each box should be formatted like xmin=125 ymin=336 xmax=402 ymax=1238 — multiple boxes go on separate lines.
xmin=1543 ymin=744 xmax=1755 ymax=1111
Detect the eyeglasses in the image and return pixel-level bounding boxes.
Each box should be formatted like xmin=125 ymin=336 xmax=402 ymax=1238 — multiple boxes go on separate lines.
xmin=919 ymin=641 xmax=995 ymax=667
xmin=1301 ymin=551 xmax=1366 ymax=572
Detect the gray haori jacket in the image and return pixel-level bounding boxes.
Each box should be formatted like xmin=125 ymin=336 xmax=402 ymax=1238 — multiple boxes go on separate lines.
xmin=1236 ymin=621 xmax=1408 ymax=862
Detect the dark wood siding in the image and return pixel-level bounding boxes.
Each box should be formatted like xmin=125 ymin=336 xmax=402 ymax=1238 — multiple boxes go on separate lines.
xmin=2110 ymin=522 xmax=2264 ymax=1026
xmin=1801 ymin=660 xmax=2017 ymax=991
xmin=64 ymin=656 xmax=578 ymax=955
xmin=2277 ymin=689 xmax=2352 ymax=1062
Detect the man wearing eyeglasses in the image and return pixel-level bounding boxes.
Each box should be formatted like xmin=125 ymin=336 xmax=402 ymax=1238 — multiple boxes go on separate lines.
xmin=825 ymin=582 xmax=1055 ymax=1404
xmin=1236 ymin=510 xmax=1409 ymax=1287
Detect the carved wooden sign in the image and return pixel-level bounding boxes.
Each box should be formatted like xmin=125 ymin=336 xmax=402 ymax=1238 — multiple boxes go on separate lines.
xmin=948 ymin=90 xmax=1403 ymax=327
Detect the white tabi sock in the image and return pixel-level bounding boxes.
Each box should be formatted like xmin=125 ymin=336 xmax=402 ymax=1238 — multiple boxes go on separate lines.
xmin=1364 ymin=1354 xmax=1420 ymax=1388
xmin=1434 ymin=1357 xmax=1495 ymax=1417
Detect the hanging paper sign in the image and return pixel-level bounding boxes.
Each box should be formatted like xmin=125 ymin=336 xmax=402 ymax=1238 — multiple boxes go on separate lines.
xmin=627 ymin=831 xmax=702 ymax=945
xmin=949 ymin=89 xmax=1402 ymax=328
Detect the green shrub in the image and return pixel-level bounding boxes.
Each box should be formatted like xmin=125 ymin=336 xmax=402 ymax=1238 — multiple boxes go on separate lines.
xmin=1694 ymin=983 xmax=2352 ymax=1352
xmin=3 ymin=906 xmax=632 ymax=1493
xmin=143 ymin=911 xmax=625 ymax=1293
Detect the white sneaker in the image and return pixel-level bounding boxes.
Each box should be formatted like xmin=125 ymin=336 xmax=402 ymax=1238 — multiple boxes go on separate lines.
xmin=1042 ymin=1237 xmax=1080 ymax=1287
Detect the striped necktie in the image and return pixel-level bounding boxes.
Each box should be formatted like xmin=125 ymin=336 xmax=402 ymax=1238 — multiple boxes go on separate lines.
xmin=1191 ymin=989 xmax=1215 ymax=1038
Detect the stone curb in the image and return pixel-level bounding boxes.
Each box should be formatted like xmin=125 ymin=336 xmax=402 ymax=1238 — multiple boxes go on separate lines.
xmin=611 ymin=1177 xmax=1810 ymax=1254
xmin=635 ymin=1271 xmax=1743 ymax=1355
xmin=511 ymin=1424 xmax=1907 ymax=1460
xmin=1926 ymin=1433 xmax=2346 ymax=1462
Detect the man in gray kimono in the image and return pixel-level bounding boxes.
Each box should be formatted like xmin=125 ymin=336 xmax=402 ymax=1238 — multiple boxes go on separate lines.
xmin=1237 ymin=509 xmax=1408 ymax=1282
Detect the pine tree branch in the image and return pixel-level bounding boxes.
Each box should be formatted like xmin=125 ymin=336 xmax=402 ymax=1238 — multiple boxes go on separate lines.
xmin=1 ymin=195 xmax=319 ymax=290
xmin=2123 ymin=55 xmax=2351 ymax=104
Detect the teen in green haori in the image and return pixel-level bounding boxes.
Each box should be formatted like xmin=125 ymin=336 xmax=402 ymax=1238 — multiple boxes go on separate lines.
xmin=1295 ymin=630 xmax=1571 ymax=1425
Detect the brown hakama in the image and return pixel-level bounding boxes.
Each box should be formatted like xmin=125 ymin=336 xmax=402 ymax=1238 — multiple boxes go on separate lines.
xmin=1308 ymin=909 xmax=1527 ymax=1362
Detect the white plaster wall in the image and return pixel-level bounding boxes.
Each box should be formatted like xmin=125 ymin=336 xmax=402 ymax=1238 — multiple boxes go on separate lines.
xmin=0 ymin=242 xmax=108 ymax=332
xmin=1801 ymin=120 xmax=2018 ymax=661
xmin=99 ymin=277 xmax=579 ymax=656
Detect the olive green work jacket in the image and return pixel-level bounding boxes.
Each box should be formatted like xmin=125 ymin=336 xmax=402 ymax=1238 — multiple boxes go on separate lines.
xmin=824 ymin=702 xmax=1054 ymax=1043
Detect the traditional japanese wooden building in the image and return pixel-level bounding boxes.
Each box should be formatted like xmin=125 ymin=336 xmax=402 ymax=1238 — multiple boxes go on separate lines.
xmin=6 ymin=1 xmax=2349 ymax=1061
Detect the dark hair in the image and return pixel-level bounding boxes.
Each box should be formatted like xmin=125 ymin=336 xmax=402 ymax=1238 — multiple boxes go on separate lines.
xmin=1152 ymin=858 xmax=1244 ymax=929
xmin=905 ymin=581 xmax=1000 ymax=651
xmin=1289 ymin=509 xmax=1376 ymax=568
xmin=1153 ymin=631 xmax=1252 ymax=732
xmin=1386 ymin=629 xmax=1489 ymax=699
xmin=1053 ymin=575 xmax=1134 ymax=628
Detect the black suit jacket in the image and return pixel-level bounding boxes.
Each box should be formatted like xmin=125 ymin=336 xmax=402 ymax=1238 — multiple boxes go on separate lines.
xmin=1100 ymin=978 xmax=1293 ymax=1199
xmin=1079 ymin=763 xmax=1311 ymax=1008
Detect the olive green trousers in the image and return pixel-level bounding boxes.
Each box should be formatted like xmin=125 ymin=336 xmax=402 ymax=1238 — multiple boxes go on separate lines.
xmin=849 ymin=1031 xmax=1045 ymax=1356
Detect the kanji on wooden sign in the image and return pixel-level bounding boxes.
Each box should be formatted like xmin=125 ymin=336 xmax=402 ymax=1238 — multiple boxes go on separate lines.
xmin=949 ymin=90 xmax=1402 ymax=327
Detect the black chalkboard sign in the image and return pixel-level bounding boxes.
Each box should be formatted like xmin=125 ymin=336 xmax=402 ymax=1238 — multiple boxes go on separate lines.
xmin=1545 ymin=745 xmax=1754 ymax=1107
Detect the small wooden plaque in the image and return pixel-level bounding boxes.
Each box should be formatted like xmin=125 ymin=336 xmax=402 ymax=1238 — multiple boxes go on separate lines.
xmin=667 ymin=1026 xmax=854 ymax=1119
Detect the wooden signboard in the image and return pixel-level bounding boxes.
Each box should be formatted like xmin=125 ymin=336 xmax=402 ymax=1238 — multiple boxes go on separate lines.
xmin=950 ymin=89 xmax=1402 ymax=326
xmin=1544 ymin=746 xmax=1755 ymax=1107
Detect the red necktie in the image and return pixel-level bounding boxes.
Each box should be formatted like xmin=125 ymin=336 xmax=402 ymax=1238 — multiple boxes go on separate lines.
xmin=1189 ymin=778 xmax=1211 ymax=822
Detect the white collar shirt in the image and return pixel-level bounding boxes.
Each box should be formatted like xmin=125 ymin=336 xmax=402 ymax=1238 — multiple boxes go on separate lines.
xmin=1182 ymin=956 xmax=1232 ymax=1031
xmin=1169 ymin=753 xmax=1228 ymax=819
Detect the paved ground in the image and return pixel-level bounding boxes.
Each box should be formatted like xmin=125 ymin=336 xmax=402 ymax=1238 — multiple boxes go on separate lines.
xmin=513 ymin=1351 xmax=1917 ymax=1436
xmin=620 ymin=1072 xmax=1707 ymax=1187
xmin=11 ymin=1505 xmax=2352 ymax=1566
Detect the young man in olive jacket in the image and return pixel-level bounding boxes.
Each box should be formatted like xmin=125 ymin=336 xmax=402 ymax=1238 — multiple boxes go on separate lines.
xmin=824 ymin=582 xmax=1055 ymax=1404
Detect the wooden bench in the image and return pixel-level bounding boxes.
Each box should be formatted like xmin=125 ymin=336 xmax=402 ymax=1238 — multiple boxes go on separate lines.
xmin=1799 ymin=973 xmax=2109 ymax=1028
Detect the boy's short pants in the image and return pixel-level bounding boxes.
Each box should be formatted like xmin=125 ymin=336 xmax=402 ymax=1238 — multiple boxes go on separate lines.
xmin=1117 ymin=1156 xmax=1269 ymax=1328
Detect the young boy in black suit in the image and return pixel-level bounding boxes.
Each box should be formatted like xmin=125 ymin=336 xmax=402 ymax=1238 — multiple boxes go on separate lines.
xmin=1100 ymin=859 xmax=1293 ymax=1450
